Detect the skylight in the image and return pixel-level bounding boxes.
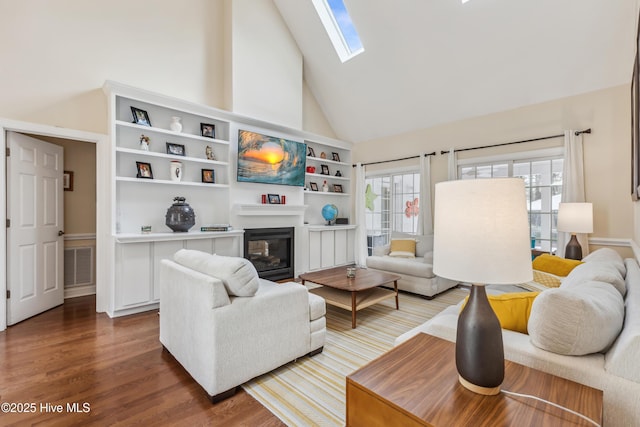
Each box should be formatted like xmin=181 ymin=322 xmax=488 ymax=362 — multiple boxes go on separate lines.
xmin=312 ymin=0 xmax=364 ymax=63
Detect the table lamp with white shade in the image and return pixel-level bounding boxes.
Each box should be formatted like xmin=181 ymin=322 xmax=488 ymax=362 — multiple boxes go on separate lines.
xmin=433 ymin=178 xmax=533 ymax=395
xmin=557 ymin=202 xmax=593 ymax=260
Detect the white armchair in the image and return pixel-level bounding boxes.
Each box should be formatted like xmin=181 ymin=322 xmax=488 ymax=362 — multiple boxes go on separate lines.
xmin=159 ymin=249 xmax=326 ymax=402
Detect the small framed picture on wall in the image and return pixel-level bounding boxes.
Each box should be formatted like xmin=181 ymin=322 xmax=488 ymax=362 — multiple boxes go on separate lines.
xmin=200 ymin=123 xmax=216 ymax=138
xmin=166 ymin=142 xmax=186 ymax=156
xmin=131 ymin=107 xmax=151 ymax=126
xmin=136 ymin=162 xmax=153 ymax=179
xmin=268 ymin=194 xmax=281 ymax=204
xmin=63 ymin=171 xmax=74 ymax=191
xmin=201 ymin=169 xmax=215 ymax=183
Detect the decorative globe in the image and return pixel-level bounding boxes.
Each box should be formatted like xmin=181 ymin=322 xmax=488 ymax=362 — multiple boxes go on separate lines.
xmin=321 ymin=204 xmax=339 ymax=225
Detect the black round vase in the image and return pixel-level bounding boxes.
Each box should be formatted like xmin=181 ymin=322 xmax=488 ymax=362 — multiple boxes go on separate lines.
xmin=165 ymin=196 xmax=195 ymax=232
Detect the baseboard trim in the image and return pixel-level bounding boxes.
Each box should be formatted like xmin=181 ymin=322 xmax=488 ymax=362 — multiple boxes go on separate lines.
xmin=64 ymin=284 xmax=96 ymax=299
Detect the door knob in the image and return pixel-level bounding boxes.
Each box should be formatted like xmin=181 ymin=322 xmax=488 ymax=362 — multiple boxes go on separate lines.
xmin=58 ymin=230 xmax=65 ymax=236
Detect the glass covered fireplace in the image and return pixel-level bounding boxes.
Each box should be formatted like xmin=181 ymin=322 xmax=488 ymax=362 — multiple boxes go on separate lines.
xmin=243 ymin=227 xmax=294 ymax=281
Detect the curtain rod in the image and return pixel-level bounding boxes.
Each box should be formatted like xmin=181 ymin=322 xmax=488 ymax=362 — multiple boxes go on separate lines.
xmin=351 ymin=152 xmax=436 ymax=168
xmin=439 ymin=128 xmax=592 ymax=155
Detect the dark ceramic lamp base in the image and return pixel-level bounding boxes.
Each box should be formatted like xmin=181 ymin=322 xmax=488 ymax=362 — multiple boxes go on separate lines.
xmin=456 ymin=284 xmax=504 ymax=396
xmin=564 ymin=234 xmax=583 ymax=260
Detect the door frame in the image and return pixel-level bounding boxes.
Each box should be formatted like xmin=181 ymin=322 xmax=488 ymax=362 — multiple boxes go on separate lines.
xmin=0 ymin=118 xmax=108 ymax=331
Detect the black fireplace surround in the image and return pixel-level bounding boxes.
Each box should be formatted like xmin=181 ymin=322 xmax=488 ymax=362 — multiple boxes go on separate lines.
xmin=243 ymin=227 xmax=294 ymax=281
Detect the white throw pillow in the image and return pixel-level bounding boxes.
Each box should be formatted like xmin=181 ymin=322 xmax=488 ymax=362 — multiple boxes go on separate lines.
xmin=528 ymin=280 xmax=624 ymax=355
xmin=561 ymin=261 xmax=626 ymax=297
xmin=582 ymin=248 xmax=626 ymax=277
xmin=173 ymin=249 xmax=260 ymax=297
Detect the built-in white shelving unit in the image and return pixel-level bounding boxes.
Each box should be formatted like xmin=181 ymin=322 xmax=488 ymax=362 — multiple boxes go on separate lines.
xmin=304 ymin=140 xmax=352 ymax=225
xmin=102 ymin=81 xmax=355 ymax=318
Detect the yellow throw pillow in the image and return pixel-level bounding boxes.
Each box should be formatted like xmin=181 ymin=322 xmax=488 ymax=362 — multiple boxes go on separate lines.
xmin=532 ymin=270 xmax=562 ymax=288
xmin=461 ymin=292 xmax=541 ymax=334
xmin=532 ymin=253 xmax=583 ymax=277
xmin=388 ymin=239 xmax=416 ymax=258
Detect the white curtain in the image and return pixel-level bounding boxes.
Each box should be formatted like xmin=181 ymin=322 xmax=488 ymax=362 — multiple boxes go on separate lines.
xmin=447 ymin=148 xmax=457 ymax=180
xmin=354 ymin=163 xmax=368 ymax=267
xmin=417 ymin=154 xmax=433 ymax=235
xmin=557 ymin=130 xmax=589 ymax=257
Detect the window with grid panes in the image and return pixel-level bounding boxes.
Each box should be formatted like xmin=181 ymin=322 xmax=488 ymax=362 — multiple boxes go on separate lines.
xmin=365 ymin=172 xmax=420 ymax=255
xmin=459 ymin=156 xmax=563 ymax=253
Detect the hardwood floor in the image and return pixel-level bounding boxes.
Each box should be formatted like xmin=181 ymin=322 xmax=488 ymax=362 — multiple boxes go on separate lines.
xmin=0 ymin=296 xmax=285 ymax=426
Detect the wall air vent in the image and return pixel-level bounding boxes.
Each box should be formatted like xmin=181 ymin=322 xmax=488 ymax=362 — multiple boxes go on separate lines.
xmin=64 ymin=247 xmax=94 ymax=287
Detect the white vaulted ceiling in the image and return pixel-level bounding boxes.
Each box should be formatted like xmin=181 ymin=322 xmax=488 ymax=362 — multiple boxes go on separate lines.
xmin=274 ymin=0 xmax=639 ymax=143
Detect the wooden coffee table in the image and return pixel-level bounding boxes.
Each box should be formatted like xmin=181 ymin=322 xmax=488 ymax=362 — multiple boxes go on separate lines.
xmin=299 ymin=266 xmax=401 ymax=328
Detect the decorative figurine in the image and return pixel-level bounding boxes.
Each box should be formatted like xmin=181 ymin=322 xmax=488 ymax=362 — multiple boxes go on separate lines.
xmin=322 ymin=180 xmax=329 ymax=192
xmin=335 ymin=170 xmax=342 ymax=177
xmin=170 ymin=116 xmax=183 ymax=132
xmin=205 ymin=145 xmax=215 ymax=160
xmin=139 ymin=134 xmax=150 ymax=151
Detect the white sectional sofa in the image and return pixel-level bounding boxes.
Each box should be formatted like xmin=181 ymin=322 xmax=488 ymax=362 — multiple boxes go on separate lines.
xmin=366 ymin=232 xmax=459 ymax=298
xmin=159 ymin=249 xmax=326 ymax=402
xmin=395 ymin=249 xmax=640 ymax=427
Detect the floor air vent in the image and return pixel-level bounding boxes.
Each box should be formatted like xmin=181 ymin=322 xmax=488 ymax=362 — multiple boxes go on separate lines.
xmin=64 ymin=247 xmax=94 ymax=287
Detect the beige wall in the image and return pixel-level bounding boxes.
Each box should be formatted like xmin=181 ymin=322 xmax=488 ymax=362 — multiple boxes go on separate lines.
xmin=226 ymin=0 xmax=303 ymax=128
xmin=0 ymin=0 xmax=227 ymax=135
xmin=0 ymin=0 xmax=332 ymax=138
xmin=353 ymin=84 xmax=634 ymax=243
xmin=303 ymin=81 xmax=337 ymax=139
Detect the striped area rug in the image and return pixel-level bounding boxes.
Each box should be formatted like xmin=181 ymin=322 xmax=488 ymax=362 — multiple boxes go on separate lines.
xmin=242 ymin=286 xmax=469 ymax=427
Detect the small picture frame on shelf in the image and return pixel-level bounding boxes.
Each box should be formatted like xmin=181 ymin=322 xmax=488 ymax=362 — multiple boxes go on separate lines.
xmin=131 ymin=107 xmax=151 ymax=127
xmin=309 ymin=182 xmax=319 ymax=191
xmin=333 ymin=184 xmax=343 ymax=193
xmin=136 ymin=161 xmax=153 ymax=179
xmin=166 ymin=142 xmax=186 ymax=156
xmin=200 ymin=123 xmax=216 ymax=138
xmin=332 ymin=152 xmax=341 ymax=162
xmin=321 ymin=165 xmax=330 ymax=175
xmin=307 ymin=146 xmax=316 ymax=157
xmin=201 ymin=169 xmax=215 ymax=183
xmin=63 ymin=171 xmax=74 ymax=191
xmin=268 ymin=193 xmax=281 ymax=204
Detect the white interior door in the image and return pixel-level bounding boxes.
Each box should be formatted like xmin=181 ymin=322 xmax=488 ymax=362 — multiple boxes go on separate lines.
xmin=7 ymin=132 xmax=64 ymax=325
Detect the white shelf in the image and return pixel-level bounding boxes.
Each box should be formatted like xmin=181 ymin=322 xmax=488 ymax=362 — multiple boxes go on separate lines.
xmin=115 ymin=230 xmax=244 ymax=244
xmin=306 ymin=224 xmax=356 ymax=231
xmin=116 ymin=176 xmax=229 ymax=188
xmin=234 ymin=204 xmax=307 ymax=216
xmin=305 ymin=172 xmax=349 ymax=181
xmin=306 ymin=156 xmax=350 ymax=167
xmin=116 ymin=147 xmax=229 ymax=166
xmin=305 ymin=191 xmax=350 ymax=197
xmin=116 ymin=120 xmax=230 ymax=146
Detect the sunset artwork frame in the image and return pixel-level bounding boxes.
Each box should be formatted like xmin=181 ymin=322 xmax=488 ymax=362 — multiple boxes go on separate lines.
xmin=236 ymin=129 xmax=307 ymax=187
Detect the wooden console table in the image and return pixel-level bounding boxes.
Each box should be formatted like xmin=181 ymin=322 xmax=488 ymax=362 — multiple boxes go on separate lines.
xmin=346 ymin=333 xmax=602 ymax=426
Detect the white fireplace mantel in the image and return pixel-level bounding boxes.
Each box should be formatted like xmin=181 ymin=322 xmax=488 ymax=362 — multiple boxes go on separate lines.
xmin=234 ymin=204 xmax=308 ymax=216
